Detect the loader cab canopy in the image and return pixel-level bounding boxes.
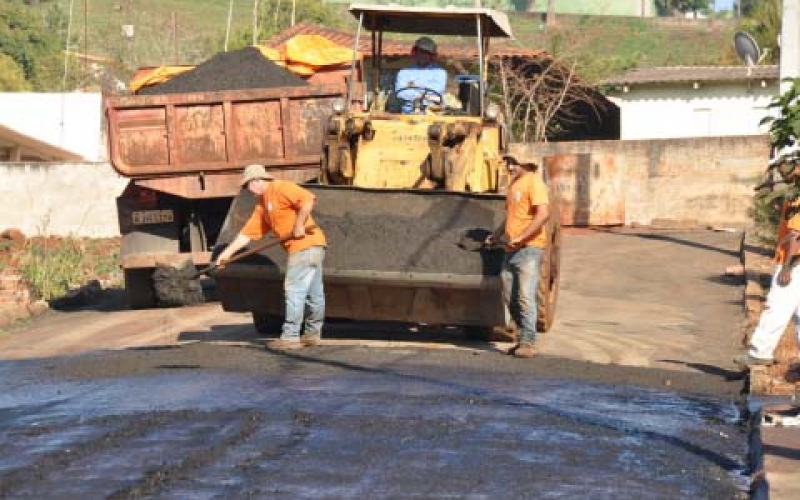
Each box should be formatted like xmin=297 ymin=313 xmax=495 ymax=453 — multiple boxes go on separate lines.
xmin=346 ymin=3 xmax=514 ymax=116
xmin=348 ymin=3 xmax=514 ymax=38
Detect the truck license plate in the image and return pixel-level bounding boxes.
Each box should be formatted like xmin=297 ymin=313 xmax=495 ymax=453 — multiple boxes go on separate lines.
xmin=132 ymin=209 xmax=174 ymax=225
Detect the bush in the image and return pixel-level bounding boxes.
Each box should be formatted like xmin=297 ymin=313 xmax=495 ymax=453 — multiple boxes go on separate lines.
xmin=19 ymin=237 xmax=120 ymax=302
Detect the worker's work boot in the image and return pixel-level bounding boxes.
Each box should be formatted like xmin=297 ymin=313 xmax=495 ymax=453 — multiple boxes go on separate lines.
xmin=513 ymin=342 xmax=536 ymax=359
xmin=300 ymin=332 xmax=321 ymax=347
xmin=265 ymin=338 xmax=304 ymax=351
xmin=733 ymin=354 xmax=775 ymax=369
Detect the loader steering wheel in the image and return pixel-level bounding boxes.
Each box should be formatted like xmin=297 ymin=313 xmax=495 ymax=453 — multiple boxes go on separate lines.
xmin=389 ymin=85 xmax=444 ymax=113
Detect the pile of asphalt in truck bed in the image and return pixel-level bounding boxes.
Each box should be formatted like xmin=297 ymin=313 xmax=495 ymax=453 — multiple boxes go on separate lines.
xmin=227 ymin=187 xmax=507 ymax=276
xmin=137 ymin=46 xmax=308 ymax=95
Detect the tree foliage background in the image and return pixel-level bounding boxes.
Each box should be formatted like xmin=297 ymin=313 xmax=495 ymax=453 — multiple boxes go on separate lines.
xmin=736 ymin=0 xmax=782 ymax=65
xmin=0 ymin=0 xmax=71 ymax=91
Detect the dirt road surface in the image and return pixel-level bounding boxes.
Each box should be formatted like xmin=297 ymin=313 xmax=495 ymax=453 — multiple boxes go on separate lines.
xmin=0 ymin=229 xmax=751 ymax=499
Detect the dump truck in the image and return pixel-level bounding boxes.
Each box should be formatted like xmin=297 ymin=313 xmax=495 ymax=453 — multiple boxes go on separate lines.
xmin=213 ymin=4 xmax=562 ymax=338
xmin=105 ymin=47 xmax=355 ymax=308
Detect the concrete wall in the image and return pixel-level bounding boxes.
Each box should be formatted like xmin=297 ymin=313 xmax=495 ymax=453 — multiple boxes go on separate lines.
xmin=607 ymin=82 xmax=779 ymax=140
xmin=0 ymin=162 xmax=127 ymax=238
xmin=515 ymin=134 xmax=770 ymax=228
xmin=0 ymin=135 xmax=770 ymax=237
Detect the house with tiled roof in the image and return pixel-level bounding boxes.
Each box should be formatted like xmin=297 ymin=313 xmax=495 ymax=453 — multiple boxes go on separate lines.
xmin=0 ymin=123 xmax=83 ymax=162
xmin=0 ymin=92 xmax=105 ymax=162
xmin=600 ymin=65 xmax=780 ymax=140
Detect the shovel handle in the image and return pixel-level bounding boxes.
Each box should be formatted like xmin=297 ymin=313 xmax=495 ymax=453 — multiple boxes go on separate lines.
xmin=196 ymin=224 xmax=319 ymax=278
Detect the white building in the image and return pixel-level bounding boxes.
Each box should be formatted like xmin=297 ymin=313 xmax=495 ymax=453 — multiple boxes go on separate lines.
xmin=0 ymin=92 xmax=105 ymax=162
xmin=600 ymin=65 xmax=779 ymax=140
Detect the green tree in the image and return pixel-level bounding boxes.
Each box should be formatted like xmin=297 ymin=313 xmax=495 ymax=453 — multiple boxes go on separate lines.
xmin=0 ymin=53 xmax=31 ymax=90
xmin=0 ymin=0 xmax=72 ymax=90
xmin=734 ymin=0 xmax=758 ymax=16
xmin=738 ymin=0 xmax=781 ymax=64
xmin=751 ymin=78 xmax=800 ymax=244
xmin=655 ymin=0 xmax=712 ymax=16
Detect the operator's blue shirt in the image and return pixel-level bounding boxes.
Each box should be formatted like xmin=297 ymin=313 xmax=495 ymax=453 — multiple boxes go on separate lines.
xmin=394 ymin=65 xmax=447 ymax=114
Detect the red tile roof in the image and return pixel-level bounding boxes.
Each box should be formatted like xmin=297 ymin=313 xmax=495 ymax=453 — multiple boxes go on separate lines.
xmin=264 ymin=22 xmax=546 ymax=60
xmin=600 ymin=65 xmax=780 ymax=86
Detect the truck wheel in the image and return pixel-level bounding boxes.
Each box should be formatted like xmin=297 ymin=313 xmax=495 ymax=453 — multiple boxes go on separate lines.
xmin=463 ymin=325 xmax=493 ymax=341
xmin=124 ymin=268 xmax=157 ymax=309
xmin=536 ymin=219 xmax=561 ymax=333
xmin=253 ymin=313 xmax=283 ymax=335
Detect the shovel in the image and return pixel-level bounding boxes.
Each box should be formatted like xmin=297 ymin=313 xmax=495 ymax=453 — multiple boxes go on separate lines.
xmin=192 ymin=224 xmax=319 ymax=279
xmin=151 ymin=226 xmax=317 ymax=307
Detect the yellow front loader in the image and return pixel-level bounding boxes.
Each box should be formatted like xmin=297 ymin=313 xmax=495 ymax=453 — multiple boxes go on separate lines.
xmin=215 ymin=4 xmax=561 ymax=339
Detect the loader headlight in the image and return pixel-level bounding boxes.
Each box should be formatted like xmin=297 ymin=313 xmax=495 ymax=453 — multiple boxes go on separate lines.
xmin=331 ymin=97 xmax=346 ymax=114
xmin=485 ymin=103 xmax=500 ymax=121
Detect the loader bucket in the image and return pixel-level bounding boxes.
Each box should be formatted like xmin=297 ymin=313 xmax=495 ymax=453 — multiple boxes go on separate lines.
xmin=214 ymin=185 xmax=510 ymax=330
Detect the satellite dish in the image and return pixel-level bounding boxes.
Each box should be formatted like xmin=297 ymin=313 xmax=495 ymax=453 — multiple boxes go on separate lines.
xmin=734 ymin=31 xmax=761 ymax=66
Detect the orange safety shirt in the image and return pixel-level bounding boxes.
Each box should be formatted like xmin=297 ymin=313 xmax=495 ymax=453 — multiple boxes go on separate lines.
xmin=505 ymin=171 xmax=549 ymax=250
xmin=240 ymin=180 xmax=326 ymax=254
xmin=775 ymin=197 xmax=800 ymax=264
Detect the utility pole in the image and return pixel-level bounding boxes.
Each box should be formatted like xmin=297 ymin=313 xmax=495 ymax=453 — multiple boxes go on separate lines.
xmin=781 ymin=0 xmax=800 ymax=93
xmin=224 ymin=0 xmax=234 ymax=51
xmin=171 ymin=11 xmax=179 ymax=64
xmin=84 ymin=0 xmax=88 ymax=81
xmin=253 ymin=0 xmax=260 ymax=46
xmin=546 ymin=0 xmax=555 ymax=28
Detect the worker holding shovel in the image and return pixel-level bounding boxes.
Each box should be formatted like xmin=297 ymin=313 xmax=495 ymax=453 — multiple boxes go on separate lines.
xmin=485 ymin=152 xmax=550 ymax=359
xmin=215 ymin=164 xmax=327 ymax=350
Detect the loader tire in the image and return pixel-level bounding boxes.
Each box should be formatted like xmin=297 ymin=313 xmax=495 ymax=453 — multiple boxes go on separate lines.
xmin=124 ymin=268 xmax=157 ymax=309
xmin=536 ymin=218 xmax=561 ymax=333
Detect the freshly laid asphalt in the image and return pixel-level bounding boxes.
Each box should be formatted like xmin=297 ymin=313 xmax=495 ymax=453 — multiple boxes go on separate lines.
xmin=2 ymin=228 xmax=796 ymax=499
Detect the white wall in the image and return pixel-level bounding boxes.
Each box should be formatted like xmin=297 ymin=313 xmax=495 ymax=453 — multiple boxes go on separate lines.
xmin=0 ymin=162 xmax=127 ymax=238
xmin=0 ymin=93 xmax=105 ymax=162
xmin=611 ymin=82 xmax=779 ymax=140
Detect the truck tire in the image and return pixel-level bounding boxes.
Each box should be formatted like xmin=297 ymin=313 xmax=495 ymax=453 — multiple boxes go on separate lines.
xmin=536 ymin=218 xmax=561 ymax=333
xmin=253 ymin=313 xmax=283 ymax=335
xmin=124 ymin=268 xmax=157 ymax=309
xmin=463 ymin=325 xmax=493 ymax=341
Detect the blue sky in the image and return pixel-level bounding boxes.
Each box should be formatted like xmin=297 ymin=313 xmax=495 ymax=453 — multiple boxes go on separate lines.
xmin=715 ymin=0 xmax=735 ymax=11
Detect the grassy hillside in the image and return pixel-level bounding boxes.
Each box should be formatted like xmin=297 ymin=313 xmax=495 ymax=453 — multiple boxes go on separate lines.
xmin=47 ymin=1 xmax=736 ymax=85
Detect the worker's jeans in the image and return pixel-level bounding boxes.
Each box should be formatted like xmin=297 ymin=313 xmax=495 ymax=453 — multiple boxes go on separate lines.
xmin=749 ymin=264 xmax=800 ymax=360
xmin=501 ymin=246 xmax=543 ymax=344
xmin=282 ymin=246 xmax=326 ymax=340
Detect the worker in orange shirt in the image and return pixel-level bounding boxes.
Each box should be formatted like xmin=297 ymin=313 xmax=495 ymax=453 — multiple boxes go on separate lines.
xmin=735 ymin=162 xmax=800 ymax=368
xmin=215 ymin=164 xmax=327 ymax=350
xmin=485 ymin=152 xmax=550 ymax=358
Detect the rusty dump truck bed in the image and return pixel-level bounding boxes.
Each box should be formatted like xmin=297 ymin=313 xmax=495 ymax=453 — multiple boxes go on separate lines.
xmin=105 ymin=85 xmax=345 ymax=179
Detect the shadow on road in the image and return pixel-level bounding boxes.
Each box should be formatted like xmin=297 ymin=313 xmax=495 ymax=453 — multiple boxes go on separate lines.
xmin=659 ymin=359 xmax=746 ymax=383
xmin=589 ymin=227 xmax=742 ymax=258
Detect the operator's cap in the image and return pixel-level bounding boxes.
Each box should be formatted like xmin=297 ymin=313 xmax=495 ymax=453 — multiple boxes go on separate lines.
xmin=241 ymin=164 xmax=275 ymax=186
xmin=502 ymin=152 xmax=538 ymax=168
xmin=414 ymin=36 xmax=437 ymax=54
